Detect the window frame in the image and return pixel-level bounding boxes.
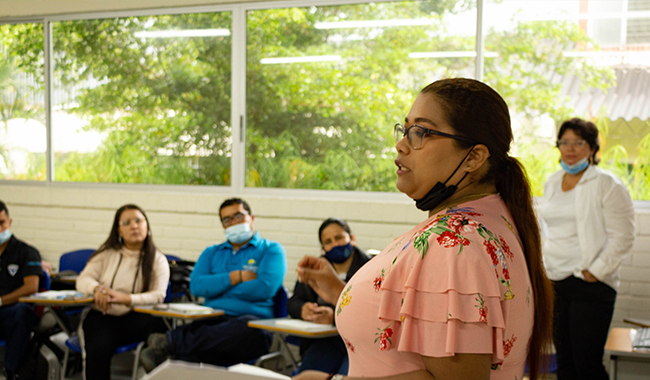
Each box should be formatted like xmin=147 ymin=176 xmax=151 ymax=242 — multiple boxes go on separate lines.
xmin=0 ymin=0 xmax=648 ymax=209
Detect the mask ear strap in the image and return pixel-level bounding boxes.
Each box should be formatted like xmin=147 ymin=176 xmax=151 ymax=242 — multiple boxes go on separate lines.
xmin=442 ymin=146 xmax=476 ymax=186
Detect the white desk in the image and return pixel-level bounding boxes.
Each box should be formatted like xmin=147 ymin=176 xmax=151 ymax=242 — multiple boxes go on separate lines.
xmin=605 ymin=327 xmax=650 ymax=380
xmin=248 ymin=318 xmax=339 ymax=372
xmin=142 ymin=360 xmax=289 ymax=380
xmin=19 ymin=291 xmax=94 ymax=335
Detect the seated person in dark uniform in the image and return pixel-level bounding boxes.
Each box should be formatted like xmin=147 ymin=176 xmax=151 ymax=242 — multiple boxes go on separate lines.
xmin=0 ymin=201 xmax=42 ymax=380
xmin=287 ymin=217 xmax=370 ymax=375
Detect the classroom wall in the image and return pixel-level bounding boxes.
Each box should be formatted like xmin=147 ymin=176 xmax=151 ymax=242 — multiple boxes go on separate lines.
xmin=1 ymin=184 xmax=649 ymax=326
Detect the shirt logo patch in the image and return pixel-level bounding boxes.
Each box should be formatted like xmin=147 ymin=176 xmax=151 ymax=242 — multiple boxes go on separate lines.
xmin=8 ymin=264 xmax=19 ymax=276
xmin=243 ymin=258 xmax=258 ymax=273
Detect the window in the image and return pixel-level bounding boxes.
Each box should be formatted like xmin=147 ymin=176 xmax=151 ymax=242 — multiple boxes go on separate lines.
xmin=51 ymin=12 xmax=232 ymax=185
xmin=485 ymin=0 xmax=650 ymax=200
xmin=1 ymin=0 xmax=649 ymax=200
xmin=0 ymin=23 xmax=45 ymax=181
xmin=246 ymin=1 xmax=476 ymax=191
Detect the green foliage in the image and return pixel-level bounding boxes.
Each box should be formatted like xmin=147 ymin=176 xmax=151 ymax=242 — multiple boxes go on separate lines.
xmin=3 ymin=1 xmax=650 ymax=199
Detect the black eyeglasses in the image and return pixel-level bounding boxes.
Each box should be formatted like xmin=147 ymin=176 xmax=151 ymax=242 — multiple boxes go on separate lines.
xmin=221 ymin=212 xmax=248 ymax=226
xmin=394 ymin=123 xmax=476 ymax=150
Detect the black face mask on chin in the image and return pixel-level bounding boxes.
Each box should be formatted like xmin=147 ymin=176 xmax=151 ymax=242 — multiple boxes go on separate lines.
xmin=414 ymin=146 xmax=475 ymax=211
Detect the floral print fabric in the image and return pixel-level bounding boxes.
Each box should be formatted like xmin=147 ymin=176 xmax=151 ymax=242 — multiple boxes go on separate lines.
xmin=335 ymin=195 xmax=534 ymax=380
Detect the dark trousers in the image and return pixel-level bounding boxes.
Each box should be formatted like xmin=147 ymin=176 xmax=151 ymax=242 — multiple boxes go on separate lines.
xmin=297 ymin=336 xmax=348 ymax=375
xmin=0 ymin=303 xmax=38 ymax=373
xmin=83 ymin=310 xmax=166 ymax=380
xmin=553 ymin=276 xmax=616 ymax=380
xmin=168 ymin=314 xmax=271 ymax=366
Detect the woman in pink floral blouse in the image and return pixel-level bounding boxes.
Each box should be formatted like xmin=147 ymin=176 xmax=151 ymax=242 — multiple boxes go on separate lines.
xmin=295 ymin=78 xmax=553 ymax=380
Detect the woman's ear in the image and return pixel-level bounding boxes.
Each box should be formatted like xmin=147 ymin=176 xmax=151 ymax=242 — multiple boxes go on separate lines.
xmin=464 ymin=144 xmax=490 ymax=173
xmin=350 ymin=234 xmax=356 ymax=246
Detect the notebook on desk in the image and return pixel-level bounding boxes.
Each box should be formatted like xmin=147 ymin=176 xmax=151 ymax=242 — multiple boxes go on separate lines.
xmin=632 ymin=328 xmax=650 ymax=349
xmin=30 ymin=290 xmax=85 ymax=300
xmin=167 ymin=303 xmax=215 ymax=314
xmin=275 ymin=319 xmax=335 ymax=332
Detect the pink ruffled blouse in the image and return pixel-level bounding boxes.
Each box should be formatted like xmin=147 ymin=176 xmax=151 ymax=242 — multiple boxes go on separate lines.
xmin=336 ymin=195 xmax=534 ymax=379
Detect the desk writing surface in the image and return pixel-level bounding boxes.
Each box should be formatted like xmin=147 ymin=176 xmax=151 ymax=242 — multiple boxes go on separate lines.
xmin=19 ymin=291 xmax=94 ymax=305
xmin=133 ymin=304 xmax=224 ymax=320
xmin=248 ymin=318 xmax=338 ymax=338
xmin=624 ymin=318 xmax=650 ymax=328
xmin=142 ymin=360 xmax=289 ymax=380
xmin=606 ymin=328 xmax=650 ymax=359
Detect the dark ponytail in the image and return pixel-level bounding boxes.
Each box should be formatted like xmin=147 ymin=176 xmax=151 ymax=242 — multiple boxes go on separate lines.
xmin=422 ymin=78 xmax=553 ymax=380
xmin=496 ymin=156 xmax=554 ymax=380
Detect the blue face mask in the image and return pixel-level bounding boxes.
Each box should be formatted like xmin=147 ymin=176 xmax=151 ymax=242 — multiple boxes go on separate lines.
xmin=0 ymin=229 xmax=12 ymax=245
xmin=225 ymin=223 xmax=254 ymax=245
xmin=560 ymin=157 xmax=589 ymax=175
xmin=325 ymin=242 xmax=354 ymax=264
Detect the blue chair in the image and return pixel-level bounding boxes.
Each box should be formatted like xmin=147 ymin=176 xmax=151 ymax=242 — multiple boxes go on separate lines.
xmin=273 ymin=285 xmax=289 ymax=318
xmin=59 ymin=249 xmax=95 ymax=274
xmin=63 ymin=335 xmax=144 ymax=380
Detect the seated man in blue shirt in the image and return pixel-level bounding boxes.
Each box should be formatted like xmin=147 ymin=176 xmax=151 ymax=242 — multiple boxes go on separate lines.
xmin=140 ymin=198 xmax=287 ymax=371
xmin=0 ymin=201 xmax=42 ymax=380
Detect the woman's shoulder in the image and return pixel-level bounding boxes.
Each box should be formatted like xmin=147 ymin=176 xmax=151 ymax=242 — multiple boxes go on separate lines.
xmin=544 ymin=169 xmax=564 ymax=188
xmin=153 ymin=250 xmax=171 ymax=267
xmin=88 ymin=247 xmax=116 ymax=262
xmin=588 ymin=165 xmax=627 ymax=186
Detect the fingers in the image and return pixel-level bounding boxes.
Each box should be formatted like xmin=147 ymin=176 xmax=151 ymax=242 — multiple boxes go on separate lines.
xmin=241 ymin=270 xmax=257 ymax=282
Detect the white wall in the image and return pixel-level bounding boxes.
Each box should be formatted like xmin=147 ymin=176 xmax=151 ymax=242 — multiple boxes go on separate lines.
xmin=1 ymin=183 xmax=649 ymax=327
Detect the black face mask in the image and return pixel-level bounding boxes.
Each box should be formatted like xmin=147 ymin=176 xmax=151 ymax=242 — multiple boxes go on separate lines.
xmin=414 ymin=147 xmax=475 ymax=211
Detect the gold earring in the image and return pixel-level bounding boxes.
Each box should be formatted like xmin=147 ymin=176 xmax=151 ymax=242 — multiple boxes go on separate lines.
xmin=466 ymin=165 xmax=472 ymax=171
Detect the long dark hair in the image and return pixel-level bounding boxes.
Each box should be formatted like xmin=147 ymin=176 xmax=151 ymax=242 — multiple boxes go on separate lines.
xmin=91 ymin=204 xmax=157 ymax=292
xmin=421 ymin=78 xmax=553 ymax=380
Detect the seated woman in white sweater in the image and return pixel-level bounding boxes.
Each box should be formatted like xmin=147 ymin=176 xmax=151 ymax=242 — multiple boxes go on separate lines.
xmin=76 ymin=204 xmax=170 ymax=380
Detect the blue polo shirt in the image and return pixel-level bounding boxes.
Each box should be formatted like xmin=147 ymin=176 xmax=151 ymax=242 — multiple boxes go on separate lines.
xmin=189 ymin=232 xmax=287 ymax=319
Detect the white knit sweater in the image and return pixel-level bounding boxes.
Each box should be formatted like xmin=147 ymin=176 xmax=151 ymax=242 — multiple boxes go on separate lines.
xmin=76 ymin=247 xmax=169 ymax=316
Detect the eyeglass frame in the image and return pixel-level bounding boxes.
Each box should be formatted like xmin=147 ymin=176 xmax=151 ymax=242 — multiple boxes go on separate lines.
xmin=556 ymin=139 xmax=589 ymax=149
xmin=120 ymin=218 xmax=145 ymax=226
xmin=394 ymin=123 xmax=477 ymax=150
xmin=221 ymin=211 xmax=249 ymax=227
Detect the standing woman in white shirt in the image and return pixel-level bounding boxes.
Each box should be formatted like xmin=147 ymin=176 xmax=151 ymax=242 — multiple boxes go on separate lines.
xmin=76 ymin=204 xmax=170 ymax=380
xmin=540 ymin=118 xmax=635 ymax=380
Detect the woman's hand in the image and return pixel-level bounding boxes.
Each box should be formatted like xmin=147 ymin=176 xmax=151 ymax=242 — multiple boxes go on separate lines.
xmin=296 ymin=256 xmax=345 ymax=305
xmin=301 ymin=302 xmax=334 ymax=325
xmin=105 ymin=287 xmax=132 ymax=306
xmin=93 ymin=285 xmax=112 ymax=314
xmin=582 ymin=269 xmax=598 ymax=283
xmin=292 ymin=370 xmax=329 ymax=380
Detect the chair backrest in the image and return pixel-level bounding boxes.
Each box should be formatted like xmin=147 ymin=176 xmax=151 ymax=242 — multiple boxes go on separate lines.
xmin=166 ymin=255 xmax=195 ymax=303
xmin=273 ymin=286 xmax=289 ymax=318
xmin=59 ymin=249 xmax=95 ymax=274
xmin=39 ymin=269 xmax=51 ymax=291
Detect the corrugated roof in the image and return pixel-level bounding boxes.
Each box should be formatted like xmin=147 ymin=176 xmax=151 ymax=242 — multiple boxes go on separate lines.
xmin=562 ymin=65 xmax=650 ymax=121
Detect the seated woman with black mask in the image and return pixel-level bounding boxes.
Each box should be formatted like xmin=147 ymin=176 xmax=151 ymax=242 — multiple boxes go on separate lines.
xmin=287 ymin=218 xmax=370 ymax=375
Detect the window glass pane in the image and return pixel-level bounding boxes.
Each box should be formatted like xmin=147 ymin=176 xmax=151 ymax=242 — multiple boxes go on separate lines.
xmin=0 ymin=23 xmax=46 ymax=181
xmin=485 ymin=0 xmax=650 ymax=200
xmin=246 ymin=1 xmax=476 ymax=191
xmin=52 ymin=13 xmax=232 ymax=185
